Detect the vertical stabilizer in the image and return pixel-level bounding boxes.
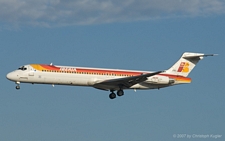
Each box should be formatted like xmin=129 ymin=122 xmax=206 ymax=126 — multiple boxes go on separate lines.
xmin=165 ymin=52 xmax=216 ymax=77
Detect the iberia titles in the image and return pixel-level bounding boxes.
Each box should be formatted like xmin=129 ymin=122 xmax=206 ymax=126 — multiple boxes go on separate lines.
xmin=60 ymin=67 xmax=77 ymax=72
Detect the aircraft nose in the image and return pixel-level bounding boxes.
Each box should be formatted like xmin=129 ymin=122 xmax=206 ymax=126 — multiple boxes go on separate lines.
xmin=6 ymin=72 xmax=17 ymax=81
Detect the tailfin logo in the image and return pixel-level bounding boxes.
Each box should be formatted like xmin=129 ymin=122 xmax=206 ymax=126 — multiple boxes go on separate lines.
xmin=177 ymin=62 xmax=189 ymax=73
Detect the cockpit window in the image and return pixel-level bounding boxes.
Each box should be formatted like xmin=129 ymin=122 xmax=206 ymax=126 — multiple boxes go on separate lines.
xmin=18 ymin=66 xmax=27 ymax=71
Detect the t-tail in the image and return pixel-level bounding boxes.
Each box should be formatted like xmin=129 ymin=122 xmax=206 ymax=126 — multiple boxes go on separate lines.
xmin=165 ymin=52 xmax=217 ymax=77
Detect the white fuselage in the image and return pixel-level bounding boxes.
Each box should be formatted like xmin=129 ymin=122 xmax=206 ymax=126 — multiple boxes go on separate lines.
xmin=7 ymin=64 xmax=188 ymax=90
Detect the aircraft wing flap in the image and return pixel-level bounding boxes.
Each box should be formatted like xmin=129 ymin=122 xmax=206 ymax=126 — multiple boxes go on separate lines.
xmin=93 ymin=71 xmax=163 ymax=90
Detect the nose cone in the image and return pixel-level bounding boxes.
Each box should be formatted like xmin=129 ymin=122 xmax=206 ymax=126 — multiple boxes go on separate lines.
xmin=6 ymin=72 xmax=17 ymax=81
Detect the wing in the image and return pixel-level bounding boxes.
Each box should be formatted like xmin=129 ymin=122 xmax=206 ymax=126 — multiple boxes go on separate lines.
xmin=93 ymin=71 xmax=163 ymax=90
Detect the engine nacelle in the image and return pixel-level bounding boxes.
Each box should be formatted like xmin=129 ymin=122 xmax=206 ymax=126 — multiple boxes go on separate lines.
xmin=146 ymin=76 xmax=175 ymax=84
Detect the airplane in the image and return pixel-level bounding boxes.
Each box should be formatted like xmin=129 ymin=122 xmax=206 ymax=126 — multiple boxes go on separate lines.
xmin=6 ymin=52 xmax=216 ymax=99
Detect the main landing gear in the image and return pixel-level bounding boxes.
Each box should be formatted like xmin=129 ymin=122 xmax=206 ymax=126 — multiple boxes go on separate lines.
xmin=15 ymin=81 xmax=20 ymax=90
xmin=109 ymin=89 xmax=124 ymax=99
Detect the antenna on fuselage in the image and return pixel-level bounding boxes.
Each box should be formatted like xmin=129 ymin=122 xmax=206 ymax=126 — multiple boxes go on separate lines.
xmin=50 ymin=63 xmax=53 ymax=66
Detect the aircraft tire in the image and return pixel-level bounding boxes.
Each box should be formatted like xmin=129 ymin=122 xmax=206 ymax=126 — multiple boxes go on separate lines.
xmin=109 ymin=93 xmax=116 ymax=99
xmin=16 ymin=86 xmax=20 ymax=90
xmin=117 ymin=90 xmax=124 ymax=96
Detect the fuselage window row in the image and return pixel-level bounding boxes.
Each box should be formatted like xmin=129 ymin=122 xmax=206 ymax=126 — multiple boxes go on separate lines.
xmin=41 ymin=70 xmax=132 ymax=77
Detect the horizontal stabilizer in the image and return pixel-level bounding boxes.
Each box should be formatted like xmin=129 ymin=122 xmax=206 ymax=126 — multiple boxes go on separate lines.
xmin=183 ymin=54 xmax=218 ymax=59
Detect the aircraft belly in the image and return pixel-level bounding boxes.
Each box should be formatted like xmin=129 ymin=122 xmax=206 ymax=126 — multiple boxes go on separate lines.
xmin=130 ymin=83 xmax=154 ymax=89
xmin=130 ymin=82 xmax=171 ymax=89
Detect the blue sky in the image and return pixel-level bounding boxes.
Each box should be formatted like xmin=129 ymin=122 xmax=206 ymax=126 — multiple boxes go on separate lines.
xmin=1 ymin=0 xmax=225 ymax=141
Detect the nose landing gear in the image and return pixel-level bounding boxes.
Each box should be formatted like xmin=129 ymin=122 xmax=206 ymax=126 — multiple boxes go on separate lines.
xmin=15 ymin=81 xmax=20 ymax=90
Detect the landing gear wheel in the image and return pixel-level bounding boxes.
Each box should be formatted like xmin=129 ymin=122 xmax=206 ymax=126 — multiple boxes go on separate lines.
xmin=109 ymin=93 xmax=116 ymax=99
xmin=117 ymin=90 xmax=124 ymax=96
xmin=16 ymin=85 xmax=20 ymax=90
